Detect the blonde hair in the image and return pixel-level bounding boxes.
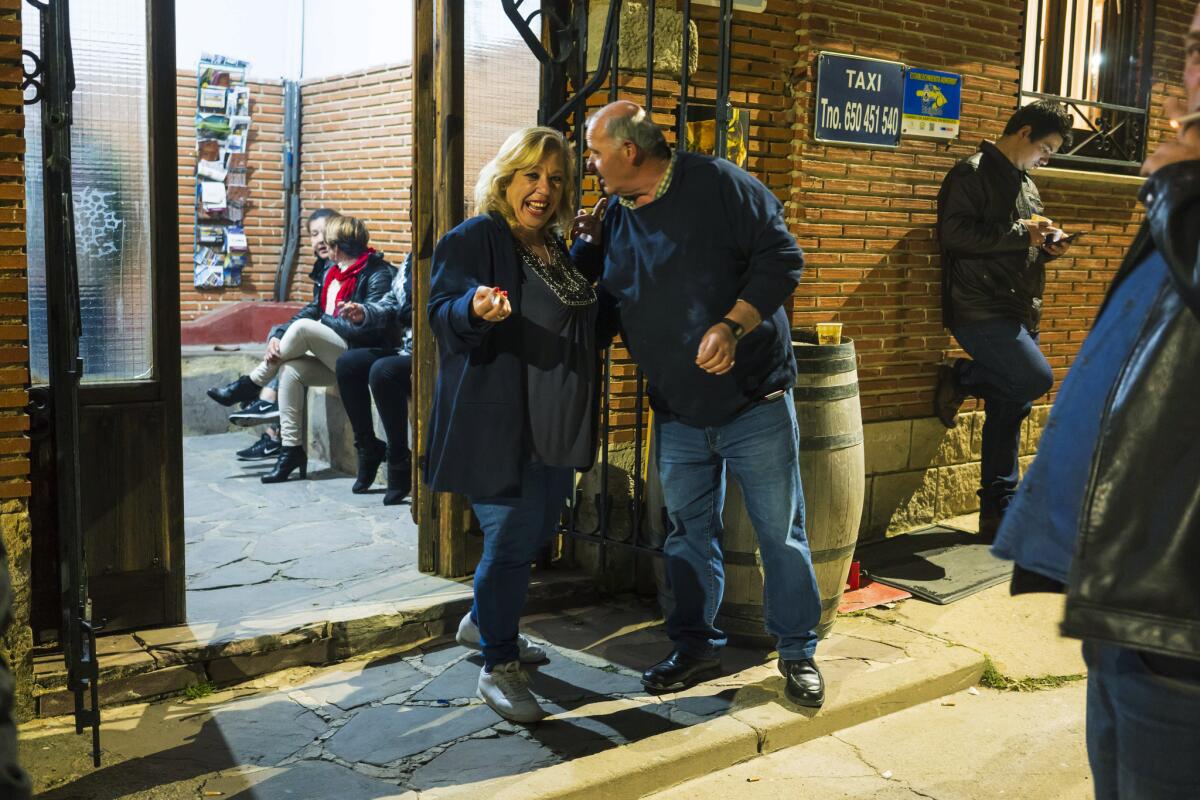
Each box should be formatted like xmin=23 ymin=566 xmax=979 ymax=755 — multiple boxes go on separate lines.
xmin=323 ymin=215 xmax=370 ymax=256
xmin=474 ymin=126 xmax=577 ymax=233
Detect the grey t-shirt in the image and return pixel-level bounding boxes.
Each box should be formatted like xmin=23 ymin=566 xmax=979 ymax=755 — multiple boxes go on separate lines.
xmin=517 ymin=240 xmax=598 ymax=468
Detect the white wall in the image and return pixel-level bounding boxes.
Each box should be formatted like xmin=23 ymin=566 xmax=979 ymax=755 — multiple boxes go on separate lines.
xmin=175 ymin=0 xmax=412 ymax=80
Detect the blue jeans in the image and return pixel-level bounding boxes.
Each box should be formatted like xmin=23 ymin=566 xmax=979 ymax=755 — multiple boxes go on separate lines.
xmin=952 ymin=319 xmax=1052 ymax=515
xmin=470 ymin=461 xmax=573 ymax=669
xmin=1084 ymin=642 xmax=1200 ymax=799
xmin=656 ymin=392 xmax=821 ymax=661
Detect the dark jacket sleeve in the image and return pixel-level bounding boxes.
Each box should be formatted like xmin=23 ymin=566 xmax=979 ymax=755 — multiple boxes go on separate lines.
xmin=1144 ymin=159 xmax=1200 ymax=321
xmin=429 ymin=221 xmax=496 ymax=355
xmin=730 ymin=172 xmax=803 ymax=320
xmin=269 ymin=258 xmax=328 ymax=340
xmin=570 ymin=237 xmax=605 ymax=283
xmin=270 ymin=297 xmax=322 ymax=341
xmin=938 ymin=165 xmax=1031 ymax=256
xmin=358 ymin=254 xmax=414 ymax=345
xmin=320 ymin=263 xmax=395 ymax=344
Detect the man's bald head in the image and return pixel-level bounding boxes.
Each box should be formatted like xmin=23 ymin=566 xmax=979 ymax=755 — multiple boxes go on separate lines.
xmin=587 ymin=101 xmax=671 ymax=162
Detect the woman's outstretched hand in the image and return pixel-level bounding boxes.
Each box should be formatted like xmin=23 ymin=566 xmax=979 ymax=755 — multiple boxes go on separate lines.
xmin=338 ymin=301 xmax=366 ymax=324
xmin=471 ymin=286 xmax=512 ymax=322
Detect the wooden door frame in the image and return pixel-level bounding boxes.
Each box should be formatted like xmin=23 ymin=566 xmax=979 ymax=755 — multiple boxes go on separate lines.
xmin=412 ymin=0 xmax=471 ymax=578
xmin=72 ymin=0 xmax=183 ymax=626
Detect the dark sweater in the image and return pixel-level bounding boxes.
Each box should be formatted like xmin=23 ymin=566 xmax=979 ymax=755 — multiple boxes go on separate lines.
xmin=595 ymin=151 xmax=803 ymax=427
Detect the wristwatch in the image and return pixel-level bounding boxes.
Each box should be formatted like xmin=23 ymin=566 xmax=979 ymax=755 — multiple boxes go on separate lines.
xmin=719 ymin=317 xmax=745 ymax=340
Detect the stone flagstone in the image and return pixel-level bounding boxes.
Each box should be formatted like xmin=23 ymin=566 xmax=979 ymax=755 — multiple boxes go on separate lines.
xmin=408 ymin=734 xmax=560 ymax=790
xmin=326 ymin=704 xmax=498 ymax=765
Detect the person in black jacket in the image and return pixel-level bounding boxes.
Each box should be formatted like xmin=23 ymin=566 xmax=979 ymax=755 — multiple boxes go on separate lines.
xmin=333 ymin=253 xmax=413 ymax=504
xmin=425 ymin=127 xmax=612 ymax=724
xmin=933 ymin=100 xmax=1074 ymax=541
xmin=209 ymin=215 xmax=395 ymax=483
xmin=218 ymin=208 xmax=338 ymax=461
xmin=991 ymin=18 xmax=1200 ymax=793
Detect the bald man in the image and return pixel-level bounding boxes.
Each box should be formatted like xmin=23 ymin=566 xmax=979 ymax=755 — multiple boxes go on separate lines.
xmin=580 ymin=101 xmax=824 ymax=707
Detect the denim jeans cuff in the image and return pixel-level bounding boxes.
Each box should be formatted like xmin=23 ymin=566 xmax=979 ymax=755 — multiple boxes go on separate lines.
xmin=777 ymin=643 xmax=818 ymax=661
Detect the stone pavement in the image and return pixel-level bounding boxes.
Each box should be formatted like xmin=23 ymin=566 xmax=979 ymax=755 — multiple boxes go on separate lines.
xmin=21 ymin=598 xmax=984 ymax=799
xmin=183 ymin=432 xmax=461 ymax=644
xmin=32 ymin=433 xmax=595 ymax=716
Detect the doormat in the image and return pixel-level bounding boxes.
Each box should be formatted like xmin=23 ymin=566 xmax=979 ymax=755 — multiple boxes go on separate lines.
xmin=838 ymin=581 xmax=912 ymax=613
xmin=855 ymin=525 xmax=1011 ymax=604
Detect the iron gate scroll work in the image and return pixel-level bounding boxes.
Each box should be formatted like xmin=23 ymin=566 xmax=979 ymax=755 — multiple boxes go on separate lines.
xmin=23 ymin=0 xmax=103 ymax=767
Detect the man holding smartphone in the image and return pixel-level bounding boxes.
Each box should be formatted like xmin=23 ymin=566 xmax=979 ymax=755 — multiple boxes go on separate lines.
xmin=934 ymin=100 xmax=1075 ymax=541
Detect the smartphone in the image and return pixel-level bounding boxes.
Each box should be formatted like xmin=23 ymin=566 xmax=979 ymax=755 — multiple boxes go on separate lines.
xmin=1054 ymin=231 xmax=1086 ymax=245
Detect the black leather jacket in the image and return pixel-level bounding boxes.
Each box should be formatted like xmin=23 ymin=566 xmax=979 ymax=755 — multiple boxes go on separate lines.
xmin=1059 ymin=160 xmax=1200 ymax=661
xmin=937 ymin=141 xmax=1058 ymax=332
xmin=270 ymin=251 xmax=396 ymax=347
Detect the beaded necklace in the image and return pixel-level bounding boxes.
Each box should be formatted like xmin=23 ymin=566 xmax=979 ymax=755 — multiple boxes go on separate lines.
xmin=515 ymin=236 xmax=596 ymax=308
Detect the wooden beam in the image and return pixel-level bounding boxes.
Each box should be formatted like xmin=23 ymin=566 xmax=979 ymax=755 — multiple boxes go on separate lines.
xmin=432 ymin=0 xmax=472 ymax=579
xmin=412 ymin=0 xmax=438 ymax=574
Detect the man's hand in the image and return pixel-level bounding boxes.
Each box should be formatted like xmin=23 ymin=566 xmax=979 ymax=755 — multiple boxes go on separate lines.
xmin=339 ymin=301 xmax=366 ymax=324
xmin=572 ymin=197 xmax=608 ymax=243
xmin=1042 ymin=234 xmax=1071 ymax=257
xmin=1020 ymin=219 xmax=1053 ymax=247
xmin=470 ymin=286 xmax=512 ymax=322
xmin=1142 ymin=98 xmax=1200 ymax=177
xmin=265 ymin=336 xmax=283 ymax=365
xmin=695 ymin=323 xmax=737 ymax=375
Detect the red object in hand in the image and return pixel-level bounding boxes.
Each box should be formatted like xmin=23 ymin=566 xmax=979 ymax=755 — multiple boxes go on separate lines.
xmin=846 ymin=560 xmax=862 ymax=591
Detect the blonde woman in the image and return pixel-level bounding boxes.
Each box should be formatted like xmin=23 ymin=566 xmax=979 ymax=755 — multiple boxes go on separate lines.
xmin=209 ymin=215 xmax=396 ymax=483
xmin=425 ymin=127 xmax=611 ymax=722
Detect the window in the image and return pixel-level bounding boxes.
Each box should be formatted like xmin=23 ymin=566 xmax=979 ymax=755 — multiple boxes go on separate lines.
xmin=1021 ymin=0 xmax=1155 ymax=172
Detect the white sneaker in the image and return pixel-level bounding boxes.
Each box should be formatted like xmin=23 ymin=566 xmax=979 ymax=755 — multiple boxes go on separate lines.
xmin=477 ymin=661 xmax=547 ymax=723
xmin=455 ymin=613 xmax=548 ymax=664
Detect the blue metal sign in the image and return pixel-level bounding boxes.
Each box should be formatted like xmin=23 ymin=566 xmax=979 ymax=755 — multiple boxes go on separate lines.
xmin=902 ymin=68 xmax=963 ymax=139
xmin=814 ymin=52 xmax=904 ymax=148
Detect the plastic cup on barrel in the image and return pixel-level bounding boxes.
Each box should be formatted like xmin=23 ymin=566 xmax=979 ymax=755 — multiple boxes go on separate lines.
xmin=816 ymin=322 xmax=843 ymax=345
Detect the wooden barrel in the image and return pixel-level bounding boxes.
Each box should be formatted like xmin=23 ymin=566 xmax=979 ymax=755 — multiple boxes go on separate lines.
xmin=716 ymin=329 xmax=866 ymax=644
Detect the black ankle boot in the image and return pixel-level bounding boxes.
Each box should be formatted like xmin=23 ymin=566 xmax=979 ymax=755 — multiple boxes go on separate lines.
xmin=383 ymin=462 xmax=411 ymax=505
xmin=207 ymin=374 xmax=260 ymax=407
xmin=261 ymin=446 xmax=307 ymax=483
xmin=352 ymin=439 xmax=388 ymax=493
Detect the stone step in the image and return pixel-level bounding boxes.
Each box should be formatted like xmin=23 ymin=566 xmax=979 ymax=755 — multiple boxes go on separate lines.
xmin=32 ymin=572 xmax=598 ymax=717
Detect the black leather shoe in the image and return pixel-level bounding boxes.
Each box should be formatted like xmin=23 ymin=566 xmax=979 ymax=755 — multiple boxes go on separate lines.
xmin=779 ymin=658 xmax=825 ymax=708
xmin=261 ymin=446 xmax=307 ymax=483
xmin=641 ymin=650 xmax=721 ymax=693
xmin=933 ymin=360 xmax=968 ymax=428
xmin=352 ymin=439 xmax=388 ymax=493
xmin=236 ymin=432 xmax=281 ymax=460
xmin=207 ymin=375 xmax=260 ymax=407
xmin=383 ymin=462 xmax=411 ymax=505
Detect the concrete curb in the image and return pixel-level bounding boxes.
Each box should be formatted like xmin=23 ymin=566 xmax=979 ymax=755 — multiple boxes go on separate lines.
xmin=417 ymin=616 xmax=985 ymax=800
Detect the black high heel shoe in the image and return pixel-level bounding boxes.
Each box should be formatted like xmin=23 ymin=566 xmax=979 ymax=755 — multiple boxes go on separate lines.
xmin=261 ymin=446 xmax=307 ymax=483
xmin=207 ymin=374 xmax=260 ymax=407
xmin=383 ymin=462 xmax=411 ymax=505
xmin=352 ymin=439 xmax=388 ymax=493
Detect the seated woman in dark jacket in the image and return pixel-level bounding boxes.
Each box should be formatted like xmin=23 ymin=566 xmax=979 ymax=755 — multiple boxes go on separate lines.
xmin=333 ymin=254 xmax=414 ymax=504
xmin=425 ymin=126 xmax=611 ymax=723
xmin=209 ymin=215 xmax=395 ymax=483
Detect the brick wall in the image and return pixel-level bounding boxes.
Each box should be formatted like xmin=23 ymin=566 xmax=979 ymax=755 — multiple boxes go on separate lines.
xmin=176 ymin=70 xmax=287 ymax=320
xmin=298 ymin=63 xmax=414 ymax=294
xmin=569 ymin=0 xmax=1188 ymax=535
xmin=0 ymin=0 xmax=32 ymax=720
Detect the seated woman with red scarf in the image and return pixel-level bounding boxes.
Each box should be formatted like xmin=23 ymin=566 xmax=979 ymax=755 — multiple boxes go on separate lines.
xmin=208 ymin=215 xmax=396 ymax=483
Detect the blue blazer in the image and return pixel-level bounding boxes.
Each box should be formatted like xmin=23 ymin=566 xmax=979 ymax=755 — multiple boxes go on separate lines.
xmin=423 ymin=212 xmax=612 ymax=498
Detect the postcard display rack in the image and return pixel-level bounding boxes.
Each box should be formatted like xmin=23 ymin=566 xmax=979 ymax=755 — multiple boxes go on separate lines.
xmin=193 ymin=54 xmax=252 ymax=288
